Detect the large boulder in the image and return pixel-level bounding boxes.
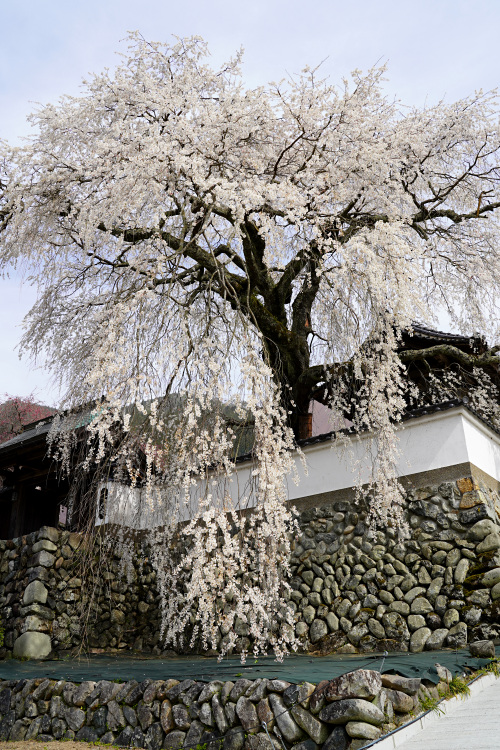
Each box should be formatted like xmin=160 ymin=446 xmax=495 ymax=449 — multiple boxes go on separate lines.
xmin=469 ymin=640 xmax=495 ymax=658
xmin=324 ymin=670 xmax=382 ymax=703
xmin=160 ymin=699 xmax=174 ymax=733
xmin=29 ymin=550 xmax=55 ymax=568
xmin=446 ymin=622 xmax=468 ymax=649
xmin=310 ymin=620 xmax=328 ymax=643
xmin=229 ymin=679 xmax=253 ymax=702
xmin=0 ymin=688 xmax=12 ymax=714
xmin=383 ymin=689 xmax=414 ymax=713
xmin=72 ymin=681 xmax=96 ymax=707
xmin=268 ymin=693 xmax=304 ymax=743
xmin=425 ymin=629 xmax=449 ymax=651
xmin=411 ymin=597 xmax=433 ymax=615
xmin=291 ymin=705 xmax=329 ymax=744
xmin=12 ymin=632 xmax=51 ymax=660
xmin=322 ymin=727 xmax=350 ymax=750
xmin=345 ymin=722 xmax=381 ymax=740
xmin=198 ymin=681 xmax=224 ymax=703
xmin=106 ymin=700 xmax=126 ymax=731
xmin=162 ymin=730 xmax=186 ymax=750
xmin=410 ymin=627 xmax=431 ymax=653
xmin=62 ymin=706 xmax=86 ymax=732
xmin=32 ymin=539 xmax=57 ymax=554
xmin=319 ymin=699 xmax=384 ymax=726
xmin=283 ymin=683 xmax=316 ymax=708
xmin=212 ymin=694 xmax=229 ymax=734
xmin=23 ymin=580 xmax=49 ymax=605
xmin=382 ymin=612 xmax=409 ymax=640
xmin=477 ymin=533 xmax=500 ymax=554
xmin=380 ymin=675 xmax=421 ymax=695
xmin=468 ymin=519 xmax=497 ymax=541
xmin=235 ymin=697 xmax=258 ymax=734
xmin=482 ymin=568 xmax=500 ymax=587
xmin=492 ymin=582 xmax=500 ymax=601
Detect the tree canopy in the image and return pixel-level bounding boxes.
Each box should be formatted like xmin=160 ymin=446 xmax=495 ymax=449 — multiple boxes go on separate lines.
xmin=1 ymin=34 xmax=500 ymax=656
xmin=0 ymin=394 xmax=54 ymax=445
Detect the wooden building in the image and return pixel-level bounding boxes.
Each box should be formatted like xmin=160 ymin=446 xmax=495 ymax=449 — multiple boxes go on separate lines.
xmin=0 ymin=418 xmax=71 ymax=538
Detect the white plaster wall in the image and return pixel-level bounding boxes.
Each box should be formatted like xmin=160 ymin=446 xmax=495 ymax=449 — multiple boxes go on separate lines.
xmin=392 ymin=410 xmax=470 ymax=478
xmin=96 ymin=407 xmax=500 ymax=528
xmin=231 ymin=408 xmax=477 ymax=503
xmin=219 ymin=408 xmax=500 ymax=505
xmin=98 ymin=481 xmax=182 ymax=529
xmin=461 ymin=411 xmax=500 ymax=482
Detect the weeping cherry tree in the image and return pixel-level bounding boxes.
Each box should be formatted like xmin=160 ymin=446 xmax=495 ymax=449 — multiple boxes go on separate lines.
xmin=1 ymin=34 xmax=500 ymax=656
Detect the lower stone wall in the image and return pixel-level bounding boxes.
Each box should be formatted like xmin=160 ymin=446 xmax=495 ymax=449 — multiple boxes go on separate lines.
xmin=1 ymin=475 xmax=500 ymax=659
xmin=0 ymin=669 xmax=451 ymax=750
xmin=289 ymin=477 xmax=500 ymax=655
xmin=0 ymin=528 xmax=162 ymax=659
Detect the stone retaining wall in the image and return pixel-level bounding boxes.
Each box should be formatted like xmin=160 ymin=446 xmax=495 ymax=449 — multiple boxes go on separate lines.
xmin=0 ymin=528 xmax=161 ymax=660
xmin=0 ymin=668 xmax=452 ymax=750
xmin=289 ymin=477 xmax=500 ymax=655
xmin=1 ymin=475 xmax=500 ymax=659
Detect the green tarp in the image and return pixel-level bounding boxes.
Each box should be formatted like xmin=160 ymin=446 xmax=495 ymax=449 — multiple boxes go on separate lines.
xmin=0 ymin=647 xmax=497 ymax=685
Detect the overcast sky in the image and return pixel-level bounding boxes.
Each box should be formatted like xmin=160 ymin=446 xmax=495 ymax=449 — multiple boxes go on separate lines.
xmin=1 ymin=0 xmax=499 ymax=405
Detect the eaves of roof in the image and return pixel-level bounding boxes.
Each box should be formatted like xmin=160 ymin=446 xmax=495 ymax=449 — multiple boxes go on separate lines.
xmin=0 ymin=406 xmax=100 ymax=460
xmin=400 ymin=323 xmax=487 ymax=355
xmin=0 ymin=420 xmax=53 ymax=454
xmin=406 ymin=323 xmax=477 ymax=343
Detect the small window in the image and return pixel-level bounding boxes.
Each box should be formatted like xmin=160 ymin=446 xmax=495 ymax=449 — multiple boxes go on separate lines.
xmin=58 ymin=505 xmax=68 ymax=526
xmin=98 ymin=487 xmax=108 ymax=521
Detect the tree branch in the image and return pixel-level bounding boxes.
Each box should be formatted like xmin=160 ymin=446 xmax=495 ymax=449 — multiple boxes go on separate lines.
xmin=399 ymin=343 xmax=500 ymax=370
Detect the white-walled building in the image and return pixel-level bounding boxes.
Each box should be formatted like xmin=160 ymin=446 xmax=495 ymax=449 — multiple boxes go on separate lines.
xmin=96 ymin=400 xmax=500 ymax=529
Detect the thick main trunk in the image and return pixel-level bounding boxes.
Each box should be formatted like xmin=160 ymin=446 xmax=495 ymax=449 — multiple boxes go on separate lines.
xmin=264 ymin=331 xmax=313 ymax=440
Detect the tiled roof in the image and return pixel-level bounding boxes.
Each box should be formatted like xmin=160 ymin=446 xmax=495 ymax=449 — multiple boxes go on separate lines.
xmin=406 ymin=323 xmax=476 ymax=342
xmin=400 ymin=323 xmax=486 ymax=354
